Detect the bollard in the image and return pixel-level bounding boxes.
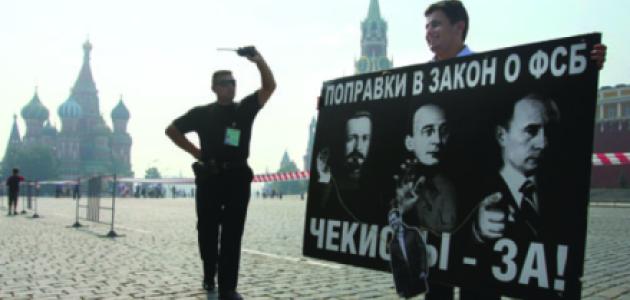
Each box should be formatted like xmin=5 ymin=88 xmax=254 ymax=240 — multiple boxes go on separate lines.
xmin=71 ymin=184 xmax=83 ymax=227
xmin=26 ymin=183 xmax=33 ymax=210
xmin=106 ymin=174 xmax=119 ymax=238
xmin=20 ymin=189 xmax=27 ymax=214
xmin=32 ymin=183 xmax=40 ymax=218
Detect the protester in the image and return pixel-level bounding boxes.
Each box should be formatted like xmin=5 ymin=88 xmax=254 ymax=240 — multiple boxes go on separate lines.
xmin=420 ymin=1 xmax=606 ymax=299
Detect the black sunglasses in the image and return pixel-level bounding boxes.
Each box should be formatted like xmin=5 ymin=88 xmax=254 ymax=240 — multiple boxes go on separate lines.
xmin=215 ymin=79 xmax=236 ymax=86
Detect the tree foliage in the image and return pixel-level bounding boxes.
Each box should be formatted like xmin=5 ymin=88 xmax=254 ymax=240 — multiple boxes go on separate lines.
xmin=145 ymin=167 xmax=162 ymax=179
xmin=5 ymin=144 xmax=59 ymax=181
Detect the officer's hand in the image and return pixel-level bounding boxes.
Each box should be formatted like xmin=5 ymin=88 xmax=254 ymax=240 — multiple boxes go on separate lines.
xmin=476 ymin=192 xmax=505 ymax=241
xmin=239 ymin=46 xmax=263 ymax=63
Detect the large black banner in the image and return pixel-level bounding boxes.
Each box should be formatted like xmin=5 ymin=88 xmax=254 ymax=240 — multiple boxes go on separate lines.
xmin=303 ymin=33 xmax=600 ymax=299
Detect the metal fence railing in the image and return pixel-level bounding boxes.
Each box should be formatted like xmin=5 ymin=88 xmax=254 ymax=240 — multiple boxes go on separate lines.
xmin=71 ymin=174 xmax=121 ymax=238
xmin=0 ymin=181 xmax=40 ymax=218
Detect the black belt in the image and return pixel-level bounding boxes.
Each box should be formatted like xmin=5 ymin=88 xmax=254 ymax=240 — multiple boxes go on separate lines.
xmin=204 ymin=159 xmax=247 ymax=170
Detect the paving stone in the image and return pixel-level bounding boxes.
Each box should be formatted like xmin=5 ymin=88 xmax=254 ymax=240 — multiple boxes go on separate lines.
xmin=0 ymin=197 xmax=629 ymax=299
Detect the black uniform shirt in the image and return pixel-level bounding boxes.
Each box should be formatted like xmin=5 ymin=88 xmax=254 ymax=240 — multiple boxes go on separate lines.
xmin=6 ymin=175 xmax=22 ymax=194
xmin=173 ymin=92 xmax=261 ymax=162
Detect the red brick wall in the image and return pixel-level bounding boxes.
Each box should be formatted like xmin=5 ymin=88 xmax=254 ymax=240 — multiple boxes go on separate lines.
xmin=591 ymin=120 xmax=630 ymax=188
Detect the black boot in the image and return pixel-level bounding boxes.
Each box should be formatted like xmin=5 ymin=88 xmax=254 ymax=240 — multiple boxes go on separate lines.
xmin=202 ymin=261 xmax=215 ymax=291
xmin=219 ymin=291 xmax=243 ymax=300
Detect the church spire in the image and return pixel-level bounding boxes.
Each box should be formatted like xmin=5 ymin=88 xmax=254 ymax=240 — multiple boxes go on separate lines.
xmin=2 ymin=114 xmax=22 ymax=171
xmin=73 ymin=39 xmax=96 ymax=94
xmin=83 ymin=39 xmax=92 ymax=61
xmin=281 ymin=150 xmax=290 ymax=165
xmin=367 ymin=0 xmax=382 ymax=20
xmin=9 ymin=114 xmax=21 ymax=144
xmin=71 ymin=40 xmax=99 ymax=117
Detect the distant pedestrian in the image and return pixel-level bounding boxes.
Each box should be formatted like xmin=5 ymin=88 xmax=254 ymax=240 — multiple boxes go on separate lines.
xmin=55 ymin=184 xmax=62 ymax=198
xmin=6 ymin=168 xmax=24 ymax=215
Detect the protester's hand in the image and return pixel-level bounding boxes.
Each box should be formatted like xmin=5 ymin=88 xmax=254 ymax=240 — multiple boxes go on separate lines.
xmin=591 ymin=43 xmax=607 ymax=70
xmin=475 ymin=192 xmax=506 ymax=242
xmin=317 ymin=149 xmax=331 ymax=183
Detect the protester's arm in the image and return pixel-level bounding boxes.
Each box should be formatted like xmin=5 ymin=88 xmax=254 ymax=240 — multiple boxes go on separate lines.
xmin=165 ymin=124 xmax=201 ymax=160
xmin=591 ymin=43 xmax=607 ymax=70
xmin=246 ymin=48 xmax=276 ymax=106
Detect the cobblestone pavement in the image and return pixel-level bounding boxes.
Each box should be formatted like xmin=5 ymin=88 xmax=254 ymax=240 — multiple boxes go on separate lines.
xmin=0 ymin=196 xmax=629 ymax=299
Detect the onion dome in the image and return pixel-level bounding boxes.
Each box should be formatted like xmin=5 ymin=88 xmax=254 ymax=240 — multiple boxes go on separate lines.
xmin=111 ymin=97 xmax=130 ymax=120
xmin=58 ymin=95 xmax=83 ymax=119
xmin=21 ymin=90 xmax=49 ymax=121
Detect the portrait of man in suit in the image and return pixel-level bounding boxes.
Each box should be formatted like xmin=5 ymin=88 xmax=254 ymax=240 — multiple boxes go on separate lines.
xmin=473 ymin=93 xmax=560 ymax=243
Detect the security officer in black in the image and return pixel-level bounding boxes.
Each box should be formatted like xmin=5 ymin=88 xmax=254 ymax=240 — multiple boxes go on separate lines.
xmin=166 ymin=46 xmax=275 ymax=300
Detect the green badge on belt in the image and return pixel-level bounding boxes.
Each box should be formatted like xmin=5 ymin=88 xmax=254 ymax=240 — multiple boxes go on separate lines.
xmin=224 ymin=127 xmax=241 ymax=147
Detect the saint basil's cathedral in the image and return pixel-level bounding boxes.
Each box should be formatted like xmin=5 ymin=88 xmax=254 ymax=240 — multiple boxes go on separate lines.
xmin=4 ymin=40 xmax=133 ymax=179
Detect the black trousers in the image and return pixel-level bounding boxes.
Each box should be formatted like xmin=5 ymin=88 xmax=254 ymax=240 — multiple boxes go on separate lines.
xmin=194 ymin=165 xmax=253 ymax=293
xmin=8 ymin=192 xmax=18 ymax=207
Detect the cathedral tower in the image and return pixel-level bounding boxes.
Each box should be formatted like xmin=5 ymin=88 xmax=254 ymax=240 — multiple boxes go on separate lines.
xmin=1 ymin=115 xmax=22 ymax=173
xmin=111 ymin=96 xmax=133 ymax=176
xmin=355 ymin=0 xmax=393 ymax=74
xmin=57 ymin=95 xmax=83 ymax=177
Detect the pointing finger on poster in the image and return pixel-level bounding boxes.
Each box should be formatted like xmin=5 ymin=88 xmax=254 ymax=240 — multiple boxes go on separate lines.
xmin=475 ymin=192 xmax=505 ymax=242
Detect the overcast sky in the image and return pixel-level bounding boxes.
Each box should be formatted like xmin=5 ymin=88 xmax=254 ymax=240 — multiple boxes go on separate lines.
xmin=1 ymin=0 xmax=628 ymax=178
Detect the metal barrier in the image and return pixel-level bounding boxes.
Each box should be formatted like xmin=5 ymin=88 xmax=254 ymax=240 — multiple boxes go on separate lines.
xmin=0 ymin=181 xmax=40 ymax=217
xmin=26 ymin=182 xmax=40 ymax=218
xmin=71 ymin=175 xmax=121 ymax=238
xmin=18 ymin=183 xmax=31 ymax=215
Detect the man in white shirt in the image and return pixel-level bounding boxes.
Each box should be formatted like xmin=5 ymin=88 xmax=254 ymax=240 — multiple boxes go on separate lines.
xmin=421 ymin=1 xmax=604 ymax=299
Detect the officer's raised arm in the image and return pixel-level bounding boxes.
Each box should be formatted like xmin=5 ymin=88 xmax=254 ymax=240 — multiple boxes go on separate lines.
xmin=244 ymin=47 xmax=276 ymax=107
